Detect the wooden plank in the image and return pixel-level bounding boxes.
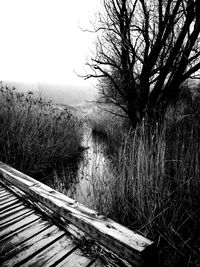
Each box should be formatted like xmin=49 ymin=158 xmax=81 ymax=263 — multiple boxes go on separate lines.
xmin=0 ymin=192 xmax=14 ymax=201
xmin=0 ymin=185 xmax=5 ymax=190
xmin=0 ymin=209 xmax=33 ymax=229
xmin=56 ymin=248 xmax=92 ymax=267
xmin=0 ymin=187 xmax=8 ymax=193
xmin=0 ymin=204 xmax=27 ymax=220
xmin=0 ymin=212 xmax=40 ymax=240
xmin=0 ymin=185 xmax=9 ymax=191
xmin=0 ymin=191 xmax=11 ymax=198
xmin=0 ymin=217 xmax=41 ymax=245
xmin=0 ymin=182 xmax=97 ymax=267
xmin=0 ymin=207 xmax=33 ymax=226
xmin=2 ymin=183 xmax=28 ymax=199
xmin=0 ymin=195 xmax=18 ymax=205
xmin=0 ymin=180 xmax=86 ymax=240
xmin=89 ymin=261 xmax=106 ymax=267
xmin=0 ymin=190 xmax=7 ymax=194
xmin=0 ymin=202 xmax=22 ymax=215
xmin=1 ymin=225 xmax=65 ymax=267
xmin=0 ymin=218 xmax=52 ymax=255
xmin=19 ymin=234 xmax=77 ymax=267
xmin=0 ymin=198 xmax=21 ymax=211
xmin=0 ymin=162 xmax=155 ymax=266
xmin=0 ymin=191 xmax=12 ymax=200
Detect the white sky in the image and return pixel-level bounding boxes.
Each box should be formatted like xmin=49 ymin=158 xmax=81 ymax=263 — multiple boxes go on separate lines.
xmin=0 ymin=0 xmax=99 ymax=87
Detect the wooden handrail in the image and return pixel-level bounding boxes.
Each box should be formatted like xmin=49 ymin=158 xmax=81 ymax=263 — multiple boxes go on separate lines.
xmin=0 ymin=162 xmax=156 ymax=266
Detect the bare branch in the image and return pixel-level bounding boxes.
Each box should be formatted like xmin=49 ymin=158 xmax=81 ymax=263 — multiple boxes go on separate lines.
xmin=83 ymin=0 xmax=200 ymax=124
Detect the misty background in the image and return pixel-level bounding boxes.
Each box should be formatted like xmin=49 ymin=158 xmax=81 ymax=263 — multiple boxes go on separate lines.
xmin=4 ymin=80 xmax=98 ymax=106
xmin=0 ymin=0 xmax=100 ymax=105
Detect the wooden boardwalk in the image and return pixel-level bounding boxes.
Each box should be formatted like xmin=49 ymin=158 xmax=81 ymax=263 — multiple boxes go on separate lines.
xmin=0 ymin=183 xmax=104 ymax=267
xmin=0 ymin=162 xmax=156 ymax=266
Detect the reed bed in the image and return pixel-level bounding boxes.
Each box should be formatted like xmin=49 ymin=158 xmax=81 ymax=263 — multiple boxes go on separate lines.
xmin=0 ymin=84 xmax=82 ymax=177
xmin=89 ymin=99 xmax=200 ymax=266
xmin=88 ymin=104 xmax=129 ymax=155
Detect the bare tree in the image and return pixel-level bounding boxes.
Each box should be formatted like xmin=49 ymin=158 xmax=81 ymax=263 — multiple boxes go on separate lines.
xmin=84 ymin=0 xmax=200 ymax=125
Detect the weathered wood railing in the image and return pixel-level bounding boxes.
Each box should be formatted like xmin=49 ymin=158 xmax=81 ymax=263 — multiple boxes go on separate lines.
xmin=0 ymin=162 xmax=157 ymax=266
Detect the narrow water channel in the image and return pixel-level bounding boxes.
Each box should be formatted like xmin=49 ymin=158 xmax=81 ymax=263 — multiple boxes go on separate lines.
xmin=43 ymin=123 xmax=114 ymax=210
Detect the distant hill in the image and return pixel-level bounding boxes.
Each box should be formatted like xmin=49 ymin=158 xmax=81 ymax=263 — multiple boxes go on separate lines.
xmin=3 ymin=80 xmax=98 ymax=106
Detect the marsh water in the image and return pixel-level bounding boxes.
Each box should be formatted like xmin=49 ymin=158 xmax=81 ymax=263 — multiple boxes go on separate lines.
xmin=42 ymin=123 xmax=114 ymax=209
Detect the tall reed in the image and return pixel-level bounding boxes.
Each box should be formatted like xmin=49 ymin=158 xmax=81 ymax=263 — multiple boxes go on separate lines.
xmin=89 ymin=99 xmax=200 ymax=266
xmin=0 ymin=84 xmax=82 ymax=177
xmin=88 ymin=104 xmax=129 ymax=155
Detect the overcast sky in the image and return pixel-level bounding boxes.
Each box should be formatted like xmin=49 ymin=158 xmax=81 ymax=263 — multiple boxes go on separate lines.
xmin=0 ymin=0 xmax=99 ymax=88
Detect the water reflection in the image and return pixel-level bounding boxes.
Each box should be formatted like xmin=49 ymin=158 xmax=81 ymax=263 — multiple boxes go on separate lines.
xmin=42 ymin=124 xmax=113 ymax=209
xmin=68 ymin=125 xmax=110 ymax=209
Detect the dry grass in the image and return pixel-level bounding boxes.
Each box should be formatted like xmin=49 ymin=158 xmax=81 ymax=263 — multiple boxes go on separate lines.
xmin=0 ymin=84 xmax=82 ymax=177
xmin=88 ymin=104 xmax=129 ymax=155
xmin=88 ymin=99 xmax=200 ymax=266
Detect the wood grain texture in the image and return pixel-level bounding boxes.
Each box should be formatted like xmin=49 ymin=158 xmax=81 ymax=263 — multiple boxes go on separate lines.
xmin=0 ymin=187 xmax=8 ymax=193
xmin=0 ymin=212 xmax=40 ymax=240
xmin=0 ymin=204 xmax=27 ymax=220
xmin=0 ymin=198 xmax=21 ymax=211
xmin=0 ymin=184 xmax=130 ymax=267
xmin=89 ymin=261 xmax=105 ymax=267
xmin=0 ymin=202 xmax=22 ymax=215
xmin=1 ymin=225 xmax=64 ymax=267
xmin=0 ymin=195 xmax=17 ymax=205
xmin=0 ymin=162 xmax=156 ymax=266
xmin=20 ymin=234 xmax=77 ymax=267
xmin=0 ymin=207 xmax=33 ymax=226
xmin=0 ymin=218 xmax=51 ymax=255
xmin=0 ymin=185 xmax=106 ymax=267
xmin=0 ymin=191 xmax=12 ymax=198
xmin=0 ymin=192 xmax=13 ymax=200
xmin=56 ymin=248 xmax=92 ymax=267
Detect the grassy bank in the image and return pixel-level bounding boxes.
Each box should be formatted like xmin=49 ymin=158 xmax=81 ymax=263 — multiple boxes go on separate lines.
xmin=88 ymin=104 xmax=129 ymax=155
xmin=0 ymin=84 xmax=82 ymax=178
xmin=89 ymin=99 xmax=200 ymax=266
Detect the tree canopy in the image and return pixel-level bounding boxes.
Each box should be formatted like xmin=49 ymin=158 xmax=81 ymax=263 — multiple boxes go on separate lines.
xmin=85 ymin=0 xmax=200 ymax=125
